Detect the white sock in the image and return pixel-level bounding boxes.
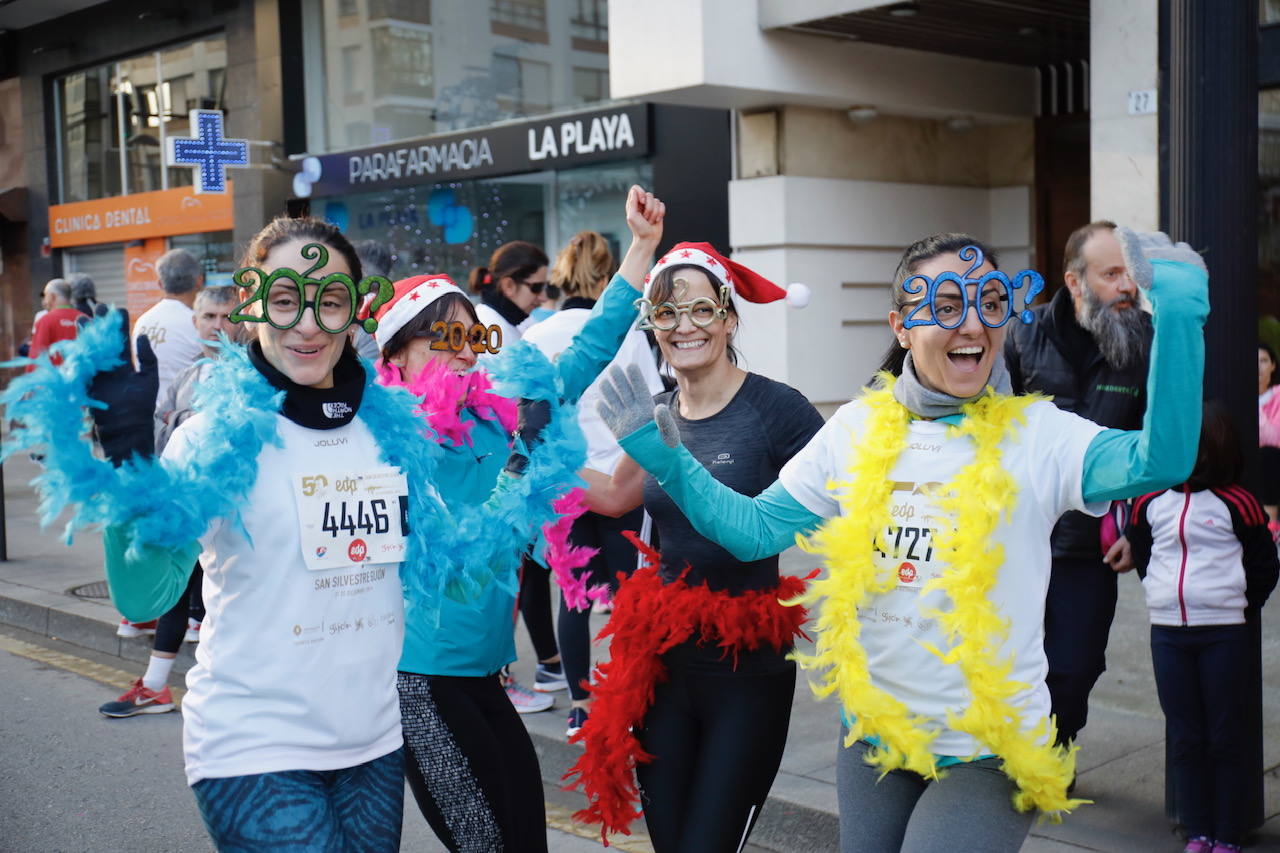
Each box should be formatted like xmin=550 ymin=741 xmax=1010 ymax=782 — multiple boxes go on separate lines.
xmin=142 ymin=655 xmax=175 ymax=691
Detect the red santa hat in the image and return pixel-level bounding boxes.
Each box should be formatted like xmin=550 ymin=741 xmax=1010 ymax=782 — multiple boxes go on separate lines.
xmin=643 ymin=242 xmax=810 ymax=308
xmin=359 ymin=274 xmax=464 ymax=349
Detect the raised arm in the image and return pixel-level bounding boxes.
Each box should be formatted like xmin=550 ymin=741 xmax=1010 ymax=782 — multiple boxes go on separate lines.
xmin=580 ymin=456 xmax=646 ymax=518
xmin=597 ymin=365 xmax=824 ymax=561
xmin=1081 ymin=230 xmax=1210 ymax=503
xmin=554 ymin=186 xmax=665 ymax=402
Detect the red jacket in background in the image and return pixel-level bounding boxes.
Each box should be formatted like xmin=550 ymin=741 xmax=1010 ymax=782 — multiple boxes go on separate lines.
xmin=28 ymin=306 xmax=81 ymax=367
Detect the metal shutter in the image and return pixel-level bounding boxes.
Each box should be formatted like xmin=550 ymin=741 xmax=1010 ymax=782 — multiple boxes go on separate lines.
xmin=64 ymin=246 xmax=125 ymax=309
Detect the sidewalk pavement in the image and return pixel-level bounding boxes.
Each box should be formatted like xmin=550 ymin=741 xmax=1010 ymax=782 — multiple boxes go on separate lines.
xmin=0 ymin=451 xmax=1276 ymax=852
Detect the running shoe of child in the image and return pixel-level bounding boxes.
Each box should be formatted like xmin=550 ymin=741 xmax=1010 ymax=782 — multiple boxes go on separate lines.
xmin=183 ymin=618 xmax=201 ymax=643
xmin=502 ymin=670 xmax=553 ymax=714
xmin=1210 ymin=843 xmax=1242 ymax=853
xmin=98 ymin=678 xmax=175 ymax=717
xmin=566 ymin=707 xmax=588 ymax=739
xmin=116 ymin=618 xmax=158 ymax=638
xmin=533 ymin=660 xmax=568 ymax=692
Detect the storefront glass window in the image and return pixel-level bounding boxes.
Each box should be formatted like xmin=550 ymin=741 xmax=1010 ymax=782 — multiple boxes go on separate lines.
xmin=54 ymin=32 xmax=228 ymax=203
xmin=314 ymin=159 xmax=650 ymax=286
xmin=169 ymin=230 xmax=237 ymax=286
xmin=305 ymin=0 xmax=612 ymax=152
xmin=1260 ymin=88 xmax=1280 ymax=355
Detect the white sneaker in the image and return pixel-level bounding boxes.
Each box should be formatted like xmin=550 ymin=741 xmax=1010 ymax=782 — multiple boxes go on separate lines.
xmin=116 ymin=618 xmax=157 ymax=638
xmin=183 ymin=618 xmax=201 ymax=644
xmin=504 ymin=675 xmax=553 ymax=714
xmin=533 ymin=662 xmax=568 ymax=692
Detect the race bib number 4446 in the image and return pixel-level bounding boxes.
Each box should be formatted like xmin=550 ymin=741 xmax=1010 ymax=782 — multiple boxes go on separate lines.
xmin=293 ymin=466 xmax=409 ymax=570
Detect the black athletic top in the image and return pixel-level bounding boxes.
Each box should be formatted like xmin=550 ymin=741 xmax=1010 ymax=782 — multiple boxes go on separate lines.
xmin=644 ymin=372 xmax=823 ymax=672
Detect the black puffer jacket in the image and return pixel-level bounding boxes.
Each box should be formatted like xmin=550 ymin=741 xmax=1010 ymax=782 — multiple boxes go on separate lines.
xmin=1004 ymin=287 xmax=1152 ymax=560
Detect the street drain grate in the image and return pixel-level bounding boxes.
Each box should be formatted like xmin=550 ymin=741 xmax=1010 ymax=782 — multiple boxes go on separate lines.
xmin=70 ymin=581 xmax=111 ymax=599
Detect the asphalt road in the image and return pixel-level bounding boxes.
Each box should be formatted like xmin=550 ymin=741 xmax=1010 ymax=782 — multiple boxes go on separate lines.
xmin=0 ymin=627 xmax=629 ymax=853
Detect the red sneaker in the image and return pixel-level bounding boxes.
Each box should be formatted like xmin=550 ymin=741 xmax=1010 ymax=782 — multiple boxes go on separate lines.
xmin=98 ymin=678 xmax=175 ymax=718
xmin=116 ymin=618 xmax=158 ymax=638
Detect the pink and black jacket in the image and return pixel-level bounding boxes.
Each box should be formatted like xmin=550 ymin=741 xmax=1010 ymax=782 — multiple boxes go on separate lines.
xmin=1126 ymin=485 xmax=1278 ymax=626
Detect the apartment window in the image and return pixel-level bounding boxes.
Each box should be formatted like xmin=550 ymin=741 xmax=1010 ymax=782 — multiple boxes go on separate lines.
xmin=570 ymin=0 xmax=607 ymax=44
xmin=494 ymin=54 xmax=551 ymax=116
xmin=572 ymin=66 xmax=608 ymax=104
xmin=54 ymin=31 xmax=227 ymax=202
xmin=371 ymin=26 xmax=434 ymax=99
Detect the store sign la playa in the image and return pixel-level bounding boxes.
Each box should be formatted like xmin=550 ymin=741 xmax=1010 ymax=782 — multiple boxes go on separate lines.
xmin=526 ymin=111 xmax=637 ymax=161
xmin=306 ymin=105 xmax=650 ymax=196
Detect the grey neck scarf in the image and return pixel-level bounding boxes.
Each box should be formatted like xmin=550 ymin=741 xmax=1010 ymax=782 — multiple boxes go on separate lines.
xmin=891 ymin=350 xmax=1012 ymax=419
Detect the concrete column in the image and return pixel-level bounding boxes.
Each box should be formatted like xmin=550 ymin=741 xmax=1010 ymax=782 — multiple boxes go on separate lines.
xmin=1089 ymin=0 xmax=1159 ymax=228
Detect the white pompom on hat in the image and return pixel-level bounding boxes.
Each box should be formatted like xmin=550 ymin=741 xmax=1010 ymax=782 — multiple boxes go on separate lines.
xmin=643 ymin=242 xmax=810 ymax=308
xmin=358 ymin=274 xmax=464 ymax=348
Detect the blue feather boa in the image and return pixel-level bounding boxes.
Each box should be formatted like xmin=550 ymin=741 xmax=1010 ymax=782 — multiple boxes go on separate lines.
xmin=395 ymin=340 xmax=588 ymax=613
xmin=1 ymin=312 xmax=584 ymax=619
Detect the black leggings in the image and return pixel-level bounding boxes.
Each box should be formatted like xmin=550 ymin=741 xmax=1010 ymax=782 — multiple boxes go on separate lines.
xmin=558 ymin=507 xmax=645 ymax=700
xmin=635 ymin=658 xmax=795 ymax=852
xmin=519 ymin=556 xmax=559 ymax=662
xmin=154 ymin=564 xmax=204 ymax=654
xmin=398 ymin=671 xmax=547 ymax=852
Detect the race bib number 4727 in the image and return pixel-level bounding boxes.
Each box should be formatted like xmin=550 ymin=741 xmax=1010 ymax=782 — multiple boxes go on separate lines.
xmin=292 ymin=466 xmax=409 ymax=571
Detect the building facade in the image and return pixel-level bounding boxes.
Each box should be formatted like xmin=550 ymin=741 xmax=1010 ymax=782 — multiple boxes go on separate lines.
xmin=0 ymin=0 xmax=731 ymax=358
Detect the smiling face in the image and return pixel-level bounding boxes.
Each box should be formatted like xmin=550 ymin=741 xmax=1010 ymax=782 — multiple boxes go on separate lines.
xmin=253 ymin=239 xmax=353 ymax=389
xmin=889 ymin=252 xmax=1007 ymax=398
xmin=390 ymin=299 xmax=480 ymax=380
xmin=651 ymin=268 xmax=736 ymax=376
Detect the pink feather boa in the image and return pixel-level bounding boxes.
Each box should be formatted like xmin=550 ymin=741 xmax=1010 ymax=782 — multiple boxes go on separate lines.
xmin=375 ymin=358 xmax=600 ymax=605
xmin=543 ymin=489 xmax=608 ymax=611
xmin=375 ymin=358 xmax=517 ymax=447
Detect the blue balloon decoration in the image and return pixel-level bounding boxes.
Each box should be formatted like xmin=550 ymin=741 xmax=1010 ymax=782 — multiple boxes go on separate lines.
xmin=427 ymin=188 xmax=455 ymax=226
xmin=443 ymin=205 xmax=474 ymax=245
xmin=323 ymin=201 xmax=349 ymax=232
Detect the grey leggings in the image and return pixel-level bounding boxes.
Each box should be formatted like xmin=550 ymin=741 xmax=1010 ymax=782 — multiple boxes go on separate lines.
xmin=836 ymin=731 xmax=1034 ymax=853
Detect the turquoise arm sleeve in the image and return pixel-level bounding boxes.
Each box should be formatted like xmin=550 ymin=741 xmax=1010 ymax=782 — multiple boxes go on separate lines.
xmin=552 ymin=273 xmax=641 ymax=403
xmin=618 ymin=421 xmax=823 ymax=561
xmin=1082 ymin=258 xmax=1209 ymax=503
xmin=103 ymin=525 xmax=201 ymax=622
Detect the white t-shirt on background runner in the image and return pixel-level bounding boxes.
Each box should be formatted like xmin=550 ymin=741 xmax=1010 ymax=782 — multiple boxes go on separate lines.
xmin=164 ymin=413 xmax=406 ymax=785
xmin=779 ymin=399 xmax=1106 ymax=757
xmin=523 ymin=308 xmax=662 ymax=475
xmin=133 ymin=298 xmax=203 ymax=403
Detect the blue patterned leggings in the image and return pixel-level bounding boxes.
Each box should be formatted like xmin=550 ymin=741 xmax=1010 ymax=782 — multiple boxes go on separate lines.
xmin=191 ymin=748 xmax=404 ymax=852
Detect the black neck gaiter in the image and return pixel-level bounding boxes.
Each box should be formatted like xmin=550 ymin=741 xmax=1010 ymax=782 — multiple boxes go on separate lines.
xmin=481 ymin=287 xmax=529 ymax=327
xmin=248 ymin=340 xmax=365 ymax=430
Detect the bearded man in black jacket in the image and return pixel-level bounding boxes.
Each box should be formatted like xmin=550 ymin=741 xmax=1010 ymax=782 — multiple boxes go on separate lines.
xmin=1005 ymin=220 xmax=1153 ymax=747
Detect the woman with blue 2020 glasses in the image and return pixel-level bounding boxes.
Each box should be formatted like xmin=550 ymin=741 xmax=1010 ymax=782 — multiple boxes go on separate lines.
xmin=590 ymin=229 xmax=1208 ymax=852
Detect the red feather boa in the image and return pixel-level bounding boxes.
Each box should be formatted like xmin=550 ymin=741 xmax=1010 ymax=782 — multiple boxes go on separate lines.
xmin=563 ymin=532 xmax=814 ymax=844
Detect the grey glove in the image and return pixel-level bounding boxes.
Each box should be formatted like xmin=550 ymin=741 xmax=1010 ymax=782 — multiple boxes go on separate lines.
xmin=597 ymin=364 xmax=681 ymax=449
xmin=1115 ymin=227 xmax=1208 ymax=290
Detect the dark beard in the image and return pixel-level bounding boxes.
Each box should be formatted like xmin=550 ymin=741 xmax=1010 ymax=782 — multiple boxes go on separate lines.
xmin=1076 ymin=287 xmax=1147 ymax=370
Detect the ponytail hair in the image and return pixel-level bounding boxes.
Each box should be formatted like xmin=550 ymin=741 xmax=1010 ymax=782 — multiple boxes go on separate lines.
xmin=468 ymin=241 xmax=548 ymax=295
xmin=551 ymin=231 xmax=614 ymax=300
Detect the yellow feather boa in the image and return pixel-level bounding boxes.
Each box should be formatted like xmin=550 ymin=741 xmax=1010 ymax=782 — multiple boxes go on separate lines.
xmin=793 ymin=374 xmax=1087 ymax=817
